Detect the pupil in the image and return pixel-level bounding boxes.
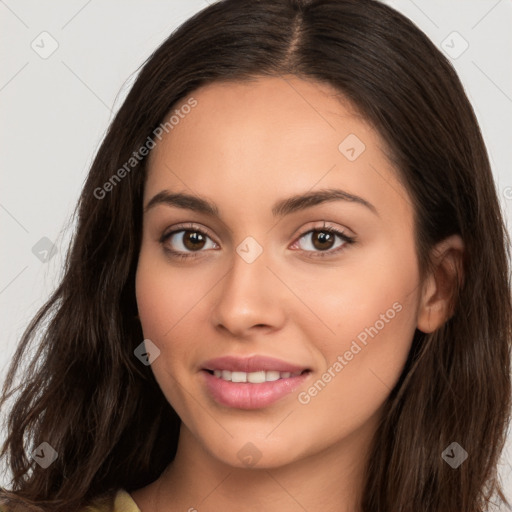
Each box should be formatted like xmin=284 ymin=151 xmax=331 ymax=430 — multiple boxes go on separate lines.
xmin=184 ymin=231 xmax=205 ymax=250
xmin=313 ymin=231 xmax=334 ymax=250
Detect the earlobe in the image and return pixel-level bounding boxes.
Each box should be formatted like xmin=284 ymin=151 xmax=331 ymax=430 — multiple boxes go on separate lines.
xmin=416 ymin=235 xmax=465 ymax=334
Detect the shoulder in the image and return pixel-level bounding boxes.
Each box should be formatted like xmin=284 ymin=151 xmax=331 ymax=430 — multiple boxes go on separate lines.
xmin=0 ymin=489 xmax=141 ymax=512
xmin=113 ymin=489 xmax=141 ymax=512
xmin=80 ymin=488 xmax=141 ymax=512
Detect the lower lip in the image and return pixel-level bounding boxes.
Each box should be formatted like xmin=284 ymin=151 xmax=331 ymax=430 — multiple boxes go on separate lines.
xmin=201 ymin=370 xmax=311 ymax=409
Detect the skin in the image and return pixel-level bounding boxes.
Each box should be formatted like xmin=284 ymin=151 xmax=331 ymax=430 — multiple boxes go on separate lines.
xmin=132 ymin=76 xmax=463 ymax=512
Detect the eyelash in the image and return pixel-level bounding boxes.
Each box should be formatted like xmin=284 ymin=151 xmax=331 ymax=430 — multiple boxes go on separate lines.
xmin=159 ymin=222 xmax=355 ymax=261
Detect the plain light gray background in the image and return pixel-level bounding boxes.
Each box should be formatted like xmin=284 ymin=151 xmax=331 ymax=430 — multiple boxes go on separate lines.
xmin=1 ymin=0 xmax=511 ymax=505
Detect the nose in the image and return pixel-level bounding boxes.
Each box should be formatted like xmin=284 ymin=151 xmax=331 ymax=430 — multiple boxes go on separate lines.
xmin=210 ymin=243 xmax=287 ymax=339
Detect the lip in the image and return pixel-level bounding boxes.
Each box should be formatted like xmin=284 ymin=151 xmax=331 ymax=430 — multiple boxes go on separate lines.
xmin=201 ymin=369 xmax=311 ymax=409
xmin=201 ymin=355 xmax=310 ymax=373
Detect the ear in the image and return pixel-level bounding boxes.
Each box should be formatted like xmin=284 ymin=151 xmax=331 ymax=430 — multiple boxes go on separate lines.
xmin=417 ymin=234 xmax=465 ymax=334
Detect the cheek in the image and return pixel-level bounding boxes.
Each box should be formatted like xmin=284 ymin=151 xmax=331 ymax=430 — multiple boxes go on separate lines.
xmin=294 ymin=237 xmax=420 ymax=406
xmin=136 ymin=269 xmax=174 ymax=346
xmin=135 ymin=251 xmax=201 ymax=413
xmin=135 ymin=247 xmax=219 ymax=388
xmin=135 ymin=247 xmax=206 ymax=341
xmin=296 ymin=235 xmax=420 ymax=347
xmin=135 ymin=250 xmax=187 ymax=376
xmin=293 ymin=293 xmax=417 ymax=449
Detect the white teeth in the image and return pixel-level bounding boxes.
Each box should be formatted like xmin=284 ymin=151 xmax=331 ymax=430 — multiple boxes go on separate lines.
xmin=231 ymin=371 xmax=247 ymax=382
xmin=210 ymin=370 xmax=303 ymax=383
xmin=247 ymin=371 xmax=266 ymax=383
xmin=265 ymin=370 xmax=280 ymax=381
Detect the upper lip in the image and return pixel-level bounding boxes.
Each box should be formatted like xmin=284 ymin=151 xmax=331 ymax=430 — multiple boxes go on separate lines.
xmin=202 ymin=355 xmax=310 ymax=373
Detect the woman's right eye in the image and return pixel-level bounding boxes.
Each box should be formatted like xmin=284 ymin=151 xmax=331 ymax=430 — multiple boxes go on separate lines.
xmin=160 ymin=227 xmax=218 ymax=260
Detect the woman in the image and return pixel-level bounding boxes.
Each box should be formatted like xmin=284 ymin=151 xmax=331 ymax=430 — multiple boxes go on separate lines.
xmin=1 ymin=0 xmax=510 ymax=511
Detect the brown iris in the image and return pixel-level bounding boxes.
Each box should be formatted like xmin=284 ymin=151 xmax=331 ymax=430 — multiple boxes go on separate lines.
xmin=311 ymin=230 xmax=336 ymax=251
xmin=182 ymin=231 xmax=207 ymax=251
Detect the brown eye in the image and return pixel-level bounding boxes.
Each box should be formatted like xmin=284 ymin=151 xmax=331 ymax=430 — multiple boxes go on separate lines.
xmin=311 ymin=230 xmax=336 ymax=251
xmin=161 ymin=227 xmax=217 ymax=257
xmin=293 ymin=226 xmax=355 ymax=258
xmin=182 ymin=231 xmax=207 ymax=251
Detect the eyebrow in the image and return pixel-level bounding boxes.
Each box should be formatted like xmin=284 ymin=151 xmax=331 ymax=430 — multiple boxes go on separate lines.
xmin=144 ymin=187 xmax=378 ymax=218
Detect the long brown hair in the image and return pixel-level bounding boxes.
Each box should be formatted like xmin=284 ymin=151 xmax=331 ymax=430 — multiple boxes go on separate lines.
xmin=1 ymin=1 xmax=510 ymax=511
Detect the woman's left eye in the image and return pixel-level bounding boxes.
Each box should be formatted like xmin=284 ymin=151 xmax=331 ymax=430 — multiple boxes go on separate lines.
xmin=160 ymin=224 xmax=355 ymax=260
xmin=291 ymin=227 xmax=355 ymax=258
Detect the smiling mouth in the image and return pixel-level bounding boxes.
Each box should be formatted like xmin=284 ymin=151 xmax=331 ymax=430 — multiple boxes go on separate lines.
xmin=201 ymin=367 xmax=312 ymax=409
xmin=204 ymin=369 xmax=311 ymax=383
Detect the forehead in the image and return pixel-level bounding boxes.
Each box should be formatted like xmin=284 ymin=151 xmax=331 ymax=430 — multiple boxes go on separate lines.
xmin=148 ymin=76 xmax=367 ymax=173
xmin=144 ymin=76 xmax=412 ymax=226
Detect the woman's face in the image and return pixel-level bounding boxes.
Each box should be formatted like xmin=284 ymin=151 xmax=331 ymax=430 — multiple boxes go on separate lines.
xmin=136 ymin=76 xmax=422 ymax=469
